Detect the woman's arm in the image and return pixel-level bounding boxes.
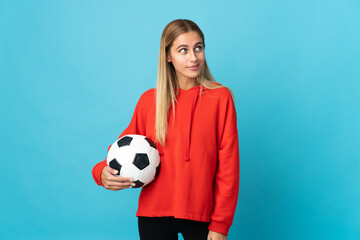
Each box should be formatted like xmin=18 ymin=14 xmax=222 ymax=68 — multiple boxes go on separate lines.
xmin=91 ymin=90 xmax=151 ymax=187
xmin=209 ymin=90 xmax=240 ymax=236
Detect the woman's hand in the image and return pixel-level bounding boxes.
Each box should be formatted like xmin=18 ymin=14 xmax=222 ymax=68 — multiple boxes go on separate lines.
xmin=101 ymin=166 xmax=135 ymax=191
xmin=207 ymin=230 xmax=227 ymax=240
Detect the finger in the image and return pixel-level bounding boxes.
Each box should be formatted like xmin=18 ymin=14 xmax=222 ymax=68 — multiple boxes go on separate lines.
xmin=103 ymin=167 xmax=134 ymax=182
xmin=106 ymin=183 xmax=135 ymax=191
xmin=108 ymin=175 xmax=135 ymax=183
xmin=105 ymin=175 xmax=135 ymax=186
xmin=107 ymin=186 xmax=129 ymax=191
xmin=106 ymin=186 xmax=125 ymax=191
xmin=107 ymin=181 xmax=136 ymax=188
xmin=103 ymin=176 xmax=134 ymax=188
xmin=103 ymin=166 xmax=119 ymax=175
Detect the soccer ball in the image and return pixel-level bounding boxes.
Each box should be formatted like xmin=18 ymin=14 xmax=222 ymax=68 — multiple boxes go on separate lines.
xmin=106 ymin=134 xmax=161 ymax=188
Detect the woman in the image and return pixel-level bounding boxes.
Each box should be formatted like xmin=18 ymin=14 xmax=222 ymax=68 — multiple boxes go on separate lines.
xmin=92 ymin=19 xmax=239 ymax=240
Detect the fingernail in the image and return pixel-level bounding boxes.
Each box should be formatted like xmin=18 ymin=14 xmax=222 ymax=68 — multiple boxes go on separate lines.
xmin=129 ymin=178 xmax=134 ymax=182
xmin=114 ymin=170 xmax=118 ymax=174
xmin=132 ymin=183 xmax=136 ymax=186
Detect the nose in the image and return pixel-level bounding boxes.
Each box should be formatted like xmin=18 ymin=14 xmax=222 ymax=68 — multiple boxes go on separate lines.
xmin=189 ymin=49 xmax=198 ymax=62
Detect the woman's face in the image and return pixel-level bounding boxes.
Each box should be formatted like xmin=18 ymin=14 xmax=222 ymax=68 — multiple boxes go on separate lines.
xmin=167 ymin=31 xmax=205 ymax=83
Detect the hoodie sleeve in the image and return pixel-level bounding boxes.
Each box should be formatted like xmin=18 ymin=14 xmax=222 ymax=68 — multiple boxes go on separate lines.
xmin=209 ymin=90 xmax=240 ymax=235
xmin=92 ymin=91 xmax=149 ymax=186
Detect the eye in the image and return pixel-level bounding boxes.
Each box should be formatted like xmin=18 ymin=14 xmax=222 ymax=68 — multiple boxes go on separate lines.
xmin=195 ymin=46 xmax=203 ymax=51
xmin=179 ymin=48 xmax=187 ymax=54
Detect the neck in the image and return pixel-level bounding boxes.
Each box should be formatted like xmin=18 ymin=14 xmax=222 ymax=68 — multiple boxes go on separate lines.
xmin=178 ymin=78 xmax=198 ymax=90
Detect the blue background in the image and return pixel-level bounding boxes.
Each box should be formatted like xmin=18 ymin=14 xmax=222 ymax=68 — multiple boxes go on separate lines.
xmin=1 ymin=0 xmax=359 ymax=239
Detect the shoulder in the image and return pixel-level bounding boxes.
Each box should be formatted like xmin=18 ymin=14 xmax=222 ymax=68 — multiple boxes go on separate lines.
xmin=139 ymin=88 xmax=156 ymax=101
xmin=134 ymin=88 xmax=156 ymax=110
xmin=141 ymin=88 xmax=156 ymax=96
xmin=132 ymin=88 xmax=155 ymax=114
xmin=204 ymin=83 xmax=233 ymax=100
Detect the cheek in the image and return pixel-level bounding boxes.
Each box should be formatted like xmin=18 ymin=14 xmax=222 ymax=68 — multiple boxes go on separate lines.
xmin=198 ymin=53 xmax=205 ymax=62
xmin=197 ymin=56 xmax=205 ymax=68
xmin=172 ymin=57 xmax=187 ymax=68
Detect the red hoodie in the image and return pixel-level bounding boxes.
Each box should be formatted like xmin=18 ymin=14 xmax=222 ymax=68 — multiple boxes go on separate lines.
xmin=92 ymin=84 xmax=240 ymax=236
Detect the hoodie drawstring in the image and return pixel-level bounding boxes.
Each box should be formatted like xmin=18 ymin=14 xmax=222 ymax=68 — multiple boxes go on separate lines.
xmin=185 ymin=86 xmax=200 ymax=161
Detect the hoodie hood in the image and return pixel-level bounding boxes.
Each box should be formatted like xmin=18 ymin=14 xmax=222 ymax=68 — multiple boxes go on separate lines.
xmin=178 ymin=85 xmax=207 ymax=161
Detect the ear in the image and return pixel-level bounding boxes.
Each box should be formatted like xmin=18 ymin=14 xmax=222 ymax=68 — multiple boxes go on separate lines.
xmin=167 ymin=54 xmax=172 ymax=62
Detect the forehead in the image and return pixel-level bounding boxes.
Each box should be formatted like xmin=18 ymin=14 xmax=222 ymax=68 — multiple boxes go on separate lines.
xmin=172 ymin=31 xmax=203 ymax=47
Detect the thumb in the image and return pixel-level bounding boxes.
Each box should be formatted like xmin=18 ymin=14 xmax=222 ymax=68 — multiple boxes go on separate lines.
xmin=104 ymin=166 xmax=119 ymax=175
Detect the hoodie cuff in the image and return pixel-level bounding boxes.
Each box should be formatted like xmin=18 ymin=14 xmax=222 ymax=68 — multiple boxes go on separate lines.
xmin=92 ymin=160 xmax=107 ymax=186
xmin=208 ymin=220 xmax=230 ymax=236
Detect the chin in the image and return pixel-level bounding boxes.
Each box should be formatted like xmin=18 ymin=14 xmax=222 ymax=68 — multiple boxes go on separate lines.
xmin=187 ymin=75 xmax=200 ymax=80
xmin=186 ymin=72 xmax=201 ymax=79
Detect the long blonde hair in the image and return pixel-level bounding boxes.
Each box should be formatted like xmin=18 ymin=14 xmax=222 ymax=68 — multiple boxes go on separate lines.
xmin=155 ymin=19 xmax=234 ymax=147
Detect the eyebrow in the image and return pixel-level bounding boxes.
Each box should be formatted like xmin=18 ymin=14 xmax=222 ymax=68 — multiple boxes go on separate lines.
xmin=176 ymin=41 xmax=203 ymax=50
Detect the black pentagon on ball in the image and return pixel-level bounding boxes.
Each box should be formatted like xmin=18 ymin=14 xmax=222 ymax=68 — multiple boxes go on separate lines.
xmin=155 ymin=162 xmax=161 ymax=178
xmin=133 ymin=153 xmax=150 ymax=170
xmin=109 ymin=158 xmax=122 ymax=175
xmin=117 ymin=136 xmax=133 ymax=148
xmin=133 ymin=180 xmax=144 ymax=188
xmin=145 ymin=137 xmax=157 ymax=149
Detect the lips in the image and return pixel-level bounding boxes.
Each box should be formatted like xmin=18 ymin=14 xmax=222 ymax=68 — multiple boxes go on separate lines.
xmin=187 ymin=64 xmax=200 ymax=70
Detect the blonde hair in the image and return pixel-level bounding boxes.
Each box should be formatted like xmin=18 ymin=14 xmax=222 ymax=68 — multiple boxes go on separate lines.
xmin=155 ymin=19 xmax=234 ymax=147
